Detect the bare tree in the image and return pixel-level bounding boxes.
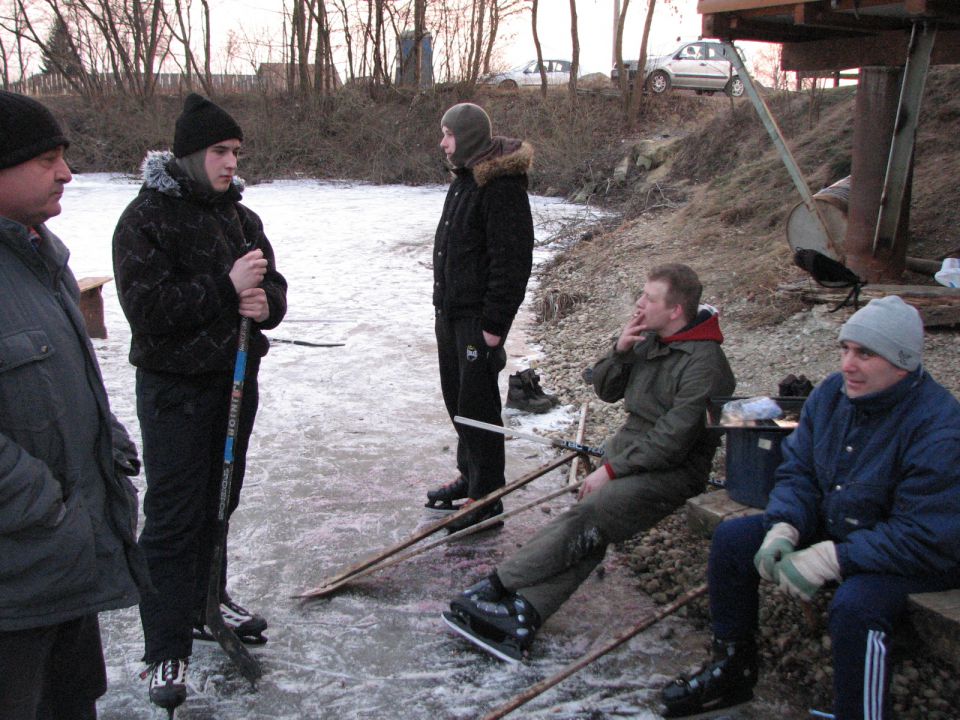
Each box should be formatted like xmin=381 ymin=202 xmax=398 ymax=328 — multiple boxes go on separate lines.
xmin=530 ymin=0 xmax=546 ymax=97
xmin=627 ymin=0 xmax=656 ymax=124
xmin=567 ymin=0 xmax=578 ymax=99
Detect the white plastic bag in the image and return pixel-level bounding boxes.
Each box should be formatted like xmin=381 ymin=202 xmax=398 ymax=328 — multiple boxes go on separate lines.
xmin=934 ymin=258 xmax=960 ymax=289
xmin=720 ymin=396 xmax=783 ymax=425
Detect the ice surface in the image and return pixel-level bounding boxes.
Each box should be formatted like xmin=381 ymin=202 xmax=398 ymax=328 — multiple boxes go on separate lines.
xmin=46 ymin=175 xmax=670 ymax=719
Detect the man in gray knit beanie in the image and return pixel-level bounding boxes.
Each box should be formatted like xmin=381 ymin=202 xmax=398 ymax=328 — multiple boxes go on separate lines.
xmin=838 ymin=295 xmax=923 ymax=373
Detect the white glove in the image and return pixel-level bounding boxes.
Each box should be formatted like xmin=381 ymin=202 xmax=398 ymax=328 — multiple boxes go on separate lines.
xmin=775 ymin=541 xmax=841 ymax=601
xmin=753 ymin=522 xmax=799 ymax=583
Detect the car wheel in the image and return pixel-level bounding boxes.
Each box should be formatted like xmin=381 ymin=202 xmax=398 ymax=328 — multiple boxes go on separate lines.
xmin=725 ymin=77 xmax=744 ymax=98
xmin=499 ymin=79 xmax=518 ymax=90
xmin=647 ymin=70 xmax=670 ymax=94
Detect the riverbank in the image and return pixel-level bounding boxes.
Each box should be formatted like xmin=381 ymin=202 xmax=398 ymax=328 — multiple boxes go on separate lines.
xmin=522 ymin=196 xmax=960 ymax=719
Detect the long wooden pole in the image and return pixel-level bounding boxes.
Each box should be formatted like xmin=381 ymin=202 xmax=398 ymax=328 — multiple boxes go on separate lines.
xmin=480 ymin=583 xmax=709 ymax=720
xmin=295 ymin=453 xmax=577 ymax=599
xmin=567 ymin=402 xmax=590 ymax=488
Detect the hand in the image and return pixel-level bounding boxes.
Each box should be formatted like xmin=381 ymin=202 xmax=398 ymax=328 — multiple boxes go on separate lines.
xmin=238 ymin=288 xmax=269 ymax=322
xmin=753 ymin=522 xmax=799 ymax=582
xmin=230 ymin=249 xmax=268 ymax=294
xmin=615 ymin=310 xmax=648 ymax=352
xmin=774 ymin=541 xmax=841 ymax=601
xmin=482 ymin=330 xmax=500 ymax=348
xmin=577 ymin=466 xmax=610 ymax=501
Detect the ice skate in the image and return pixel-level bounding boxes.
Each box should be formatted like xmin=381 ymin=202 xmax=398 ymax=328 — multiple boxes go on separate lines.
xmin=143 ymin=657 xmax=188 ymax=717
xmin=443 ymin=586 xmax=540 ymax=662
xmin=660 ymin=638 xmax=757 ymax=718
xmin=193 ymin=595 xmax=268 ymax=645
xmin=424 ymin=474 xmax=468 ymax=511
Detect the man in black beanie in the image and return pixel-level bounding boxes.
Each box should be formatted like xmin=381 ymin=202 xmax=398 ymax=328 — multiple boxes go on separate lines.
xmin=112 ymin=93 xmax=287 ymax=713
xmin=425 ymin=102 xmax=535 ymax=531
xmin=1 ymin=91 xmax=150 ymax=719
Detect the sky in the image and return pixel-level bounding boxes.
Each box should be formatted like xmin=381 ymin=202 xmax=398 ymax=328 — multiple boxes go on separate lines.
xmin=205 ymin=0 xmax=708 ymax=78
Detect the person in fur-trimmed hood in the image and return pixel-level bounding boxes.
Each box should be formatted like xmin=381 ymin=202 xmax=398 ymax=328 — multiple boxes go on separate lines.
xmin=426 ymin=102 xmax=535 ymax=532
xmin=112 ymin=93 xmax=286 ymax=713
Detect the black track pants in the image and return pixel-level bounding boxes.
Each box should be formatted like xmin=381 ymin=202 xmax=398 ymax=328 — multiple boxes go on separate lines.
xmin=435 ymin=314 xmax=507 ymax=498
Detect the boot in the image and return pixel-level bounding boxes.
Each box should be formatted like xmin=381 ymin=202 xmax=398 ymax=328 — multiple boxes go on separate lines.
xmin=505 ymin=371 xmax=554 ymax=413
xmin=425 ymin=474 xmax=469 ymax=510
xmin=520 ymin=369 xmax=560 ymax=407
xmin=660 ymin=637 xmax=758 ymax=718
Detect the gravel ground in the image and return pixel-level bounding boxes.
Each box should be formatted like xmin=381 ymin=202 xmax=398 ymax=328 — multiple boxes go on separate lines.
xmin=522 ymin=211 xmax=960 ymax=719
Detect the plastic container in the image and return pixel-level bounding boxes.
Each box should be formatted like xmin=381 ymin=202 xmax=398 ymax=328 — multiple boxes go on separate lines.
xmin=706 ymin=397 xmax=806 ymax=509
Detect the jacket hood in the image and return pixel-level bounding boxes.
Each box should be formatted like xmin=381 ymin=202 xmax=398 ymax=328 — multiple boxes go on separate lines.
xmin=661 ymin=305 xmax=724 ymax=344
xmin=140 ymin=149 xmax=245 ymax=199
xmin=471 ymin=139 xmax=534 ymax=187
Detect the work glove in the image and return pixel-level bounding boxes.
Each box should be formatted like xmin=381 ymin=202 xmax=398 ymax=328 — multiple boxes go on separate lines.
xmin=753 ymin=522 xmax=799 ymax=583
xmin=774 ymin=541 xmax=841 ymax=601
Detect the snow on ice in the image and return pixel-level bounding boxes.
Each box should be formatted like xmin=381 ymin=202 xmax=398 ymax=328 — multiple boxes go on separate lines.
xmin=48 ymin=175 xmax=671 ymax=719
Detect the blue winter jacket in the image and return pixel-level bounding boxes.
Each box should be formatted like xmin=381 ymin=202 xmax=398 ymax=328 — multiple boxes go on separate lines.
xmin=764 ymin=369 xmax=960 ymax=579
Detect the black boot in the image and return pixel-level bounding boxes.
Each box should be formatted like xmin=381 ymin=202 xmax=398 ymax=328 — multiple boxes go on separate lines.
xmin=660 ymin=637 xmax=758 ymax=718
xmin=505 ymin=370 xmax=555 ymax=413
xmin=425 ymin=474 xmax=469 ymax=510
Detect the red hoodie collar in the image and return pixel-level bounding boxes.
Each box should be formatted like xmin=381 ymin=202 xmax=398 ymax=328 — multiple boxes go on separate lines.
xmin=660 ymin=310 xmax=724 ymax=344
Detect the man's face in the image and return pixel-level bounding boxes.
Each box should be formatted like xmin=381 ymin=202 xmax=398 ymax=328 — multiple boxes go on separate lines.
xmin=840 ymin=340 xmax=908 ymax=398
xmin=634 ymin=279 xmax=683 ymax=334
xmin=204 ymin=139 xmax=241 ymax=192
xmin=440 ymin=126 xmax=456 ymax=161
xmin=0 ymin=146 xmax=72 ymax=227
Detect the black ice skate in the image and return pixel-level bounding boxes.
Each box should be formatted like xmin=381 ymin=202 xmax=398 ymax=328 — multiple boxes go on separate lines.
xmin=445 ymin=499 xmax=503 ymax=534
xmin=443 ymin=587 xmax=540 ymax=663
xmin=143 ymin=657 xmax=188 ymax=717
xmin=193 ymin=596 xmax=268 ymax=645
xmin=660 ymin=638 xmax=758 ymax=718
xmin=424 ymin=474 xmax=468 ymax=511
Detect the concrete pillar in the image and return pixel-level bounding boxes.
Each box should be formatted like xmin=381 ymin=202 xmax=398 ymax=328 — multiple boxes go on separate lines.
xmin=846 ymin=67 xmax=912 ymax=282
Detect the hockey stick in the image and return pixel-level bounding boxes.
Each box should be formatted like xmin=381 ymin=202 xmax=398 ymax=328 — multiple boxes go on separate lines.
xmin=304 ymin=478 xmax=587 ymax=598
xmin=205 ymin=317 xmax=262 ymax=685
xmin=454 ymin=416 xmax=604 ymax=458
xmin=295 ymin=453 xmax=577 ymax=600
xmin=268 ymin=337 xmax=345 ymax=348
xmin=480 ymin=583 xmax=709 ymax=720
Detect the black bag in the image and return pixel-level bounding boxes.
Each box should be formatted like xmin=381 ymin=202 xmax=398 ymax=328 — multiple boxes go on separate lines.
xmin=793 ymin=248 xmax=865 ymax=311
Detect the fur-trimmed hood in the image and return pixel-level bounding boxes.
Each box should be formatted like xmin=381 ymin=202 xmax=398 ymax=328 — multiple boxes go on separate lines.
xmin=472 ymin=140 xmax=534 ymax=187
xmin=139 ymin=149 xmax=245 ymax=198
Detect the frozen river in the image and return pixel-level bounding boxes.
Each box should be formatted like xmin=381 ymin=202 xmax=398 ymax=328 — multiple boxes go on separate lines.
xmin=49 ymin=175 xmax=681 ymax=719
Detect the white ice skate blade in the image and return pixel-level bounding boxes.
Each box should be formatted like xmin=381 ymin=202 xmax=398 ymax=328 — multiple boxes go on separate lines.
xmin=441 ymin=611 xmax=523 ymax=664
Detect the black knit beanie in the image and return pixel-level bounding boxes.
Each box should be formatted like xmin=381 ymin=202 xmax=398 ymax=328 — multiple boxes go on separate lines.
xmin=0 ymin=90 xmax=70 ymax=170
xmin=441 ymin=103 xmax=493 ymax=168
xmin=173 ymin=93 xmax=243 ymax=158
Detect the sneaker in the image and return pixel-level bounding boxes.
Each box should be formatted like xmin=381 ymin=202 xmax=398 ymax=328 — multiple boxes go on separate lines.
xmin=144 ymin=657 xmax=188 ymax=710
xmin=446 ymin=499 xmax=503 ymax=534
xmin=425 ymin=474 xmax=469 ymax=510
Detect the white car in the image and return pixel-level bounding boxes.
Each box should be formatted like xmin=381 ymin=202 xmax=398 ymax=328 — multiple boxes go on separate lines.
xmin=480 ymin=59 xmax=573 ymax=89
xmin=612 ymin=41 xmax=745 ymax=97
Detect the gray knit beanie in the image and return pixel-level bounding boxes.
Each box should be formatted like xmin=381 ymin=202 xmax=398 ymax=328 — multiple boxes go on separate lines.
xmin=838 ymin=296 xmax=923 ymax=371
xmin=441 ymin=103 xmax=492 ymax=168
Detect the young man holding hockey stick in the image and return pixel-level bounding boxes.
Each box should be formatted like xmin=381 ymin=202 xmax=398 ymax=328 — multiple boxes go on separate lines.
xmin=113 ymin=94 xmax=287 ymax=713
xmin=443 ymin=264 xmax=736 ymax=661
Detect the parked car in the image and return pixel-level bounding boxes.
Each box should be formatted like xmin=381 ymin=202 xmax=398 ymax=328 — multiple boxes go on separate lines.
xmin=480 ymin=59 xmax=574 ymax=89
xmin=611 ymin=41 xmax=745 ymax=97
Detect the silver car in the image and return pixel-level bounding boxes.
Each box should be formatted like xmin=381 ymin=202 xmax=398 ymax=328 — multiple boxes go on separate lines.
xmin=480 ymin=59 xmax=573 ymax=89
xmin=612 ymin=41 xmax=745 ymax=97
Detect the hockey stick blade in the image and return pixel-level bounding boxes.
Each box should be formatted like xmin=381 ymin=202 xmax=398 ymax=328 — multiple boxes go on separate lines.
xmin=205 ymin=544 xmax=262 ymax=684
xmin=454 ymin=416 xmax=603 ymax=457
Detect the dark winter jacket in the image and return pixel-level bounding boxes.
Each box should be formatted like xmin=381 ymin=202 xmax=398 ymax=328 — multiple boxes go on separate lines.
xmin=432 ymin=141 xmax=535 ymax=337
xmin=591 ymin=309 xmax=736 ymax=490
xmin=113 ymin=151 xmax=287 ymax=376
xmin=0 ymin=218 xmax=149 ymax=632
xmin=765 ymin=369 xmax=960 ymax=579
